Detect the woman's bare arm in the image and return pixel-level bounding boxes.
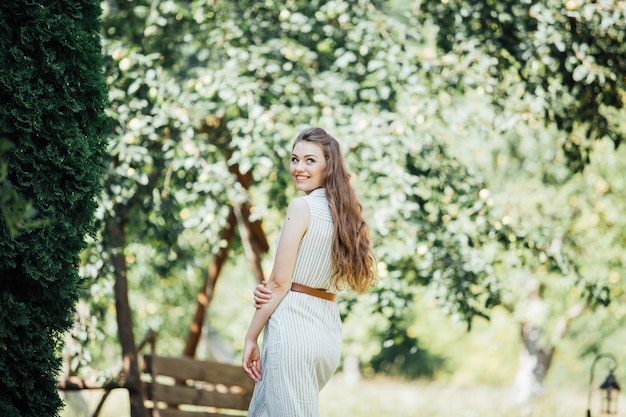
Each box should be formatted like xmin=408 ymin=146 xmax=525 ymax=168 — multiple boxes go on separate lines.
xmin=242 ymin=197 xmax=309 ymax=380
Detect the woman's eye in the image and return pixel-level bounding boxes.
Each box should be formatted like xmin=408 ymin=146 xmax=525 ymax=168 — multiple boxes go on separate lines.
xmin=306 ymin=158 xmax=315 ymax=163
xmin=291 ymin=157 xmax=298 ymax=163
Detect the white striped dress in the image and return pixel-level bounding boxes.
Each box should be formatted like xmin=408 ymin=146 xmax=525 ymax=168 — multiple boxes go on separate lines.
xmin=247 ymin=188 xmax=342 ymax=417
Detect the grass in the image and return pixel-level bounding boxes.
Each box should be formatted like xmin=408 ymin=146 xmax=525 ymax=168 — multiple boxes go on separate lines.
xmin=320 ymin=375 xmax=589 ymax=417
xmin=60 ymin=373 xmax=591 ymax=417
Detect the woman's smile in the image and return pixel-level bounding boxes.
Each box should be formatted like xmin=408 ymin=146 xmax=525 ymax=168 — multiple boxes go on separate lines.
xmin=290 ymin=141 xmax=327 ymax=193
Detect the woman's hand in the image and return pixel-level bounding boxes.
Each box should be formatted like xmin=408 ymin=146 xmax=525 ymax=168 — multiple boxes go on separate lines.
xmin=253 ymin=280 xmax=273 ymax=309
xmin=242 ymin=339 xmax=262 ymax=382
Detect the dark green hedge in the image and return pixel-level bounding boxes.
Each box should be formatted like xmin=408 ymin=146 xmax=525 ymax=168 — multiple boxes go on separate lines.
xmin=0 ymin=1 xmax=108 ymax=416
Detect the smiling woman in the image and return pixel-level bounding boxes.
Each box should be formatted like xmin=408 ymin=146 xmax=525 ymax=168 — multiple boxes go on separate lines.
xmin=290 ymin=140 xmax=328 ymax=194
xmin=242 ymin=127 xmax=376 ymax=417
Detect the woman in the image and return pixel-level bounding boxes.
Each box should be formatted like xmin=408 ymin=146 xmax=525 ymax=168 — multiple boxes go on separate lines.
xmin=242 ymin=127 xmax=375 ymax=417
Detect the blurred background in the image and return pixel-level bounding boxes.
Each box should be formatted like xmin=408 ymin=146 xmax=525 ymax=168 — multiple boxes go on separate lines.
xmin=53 ymin=0 xmax=626 ymax=416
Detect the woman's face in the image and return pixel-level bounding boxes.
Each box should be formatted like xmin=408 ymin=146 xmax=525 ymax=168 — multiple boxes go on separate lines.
xmin=290 ymin=141 xmax=327 ymax=194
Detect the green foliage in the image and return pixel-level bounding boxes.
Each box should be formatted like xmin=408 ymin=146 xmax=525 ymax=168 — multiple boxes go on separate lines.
xmin=365 ymin=139 xmax=506 ymax=325
xmin=86 ymin=0 xmax=506 ymax=353
xmin=415 ymin=0 xmax=626 ymax=172
xmin=74 ymin=0 xmax=625 ymax=391
xmin=0 ymin=1 xmax=108 ymax=416
xmin=0 ymin=138 xmax=46 ymax=238
xmin=369 ymin=318 xmax=444 ymax=378
xmin=425 ymin=57 xmax=626 ymax=387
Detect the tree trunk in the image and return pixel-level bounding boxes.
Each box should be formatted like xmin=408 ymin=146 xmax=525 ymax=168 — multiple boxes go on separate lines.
xmin=108 ymin=219 xmax=147 ymax=417
xmin=510 ymin=279 xmax=587 ymax=406
xmin=511 ymin=320 xmax=554 ymax=404
xmin=227 ymin=146 xmax=269 ymax=283
xmin=183 ymin=208 xmax=237 ymax=358
xmin=235 ymin=202 xmax=268 ymax=283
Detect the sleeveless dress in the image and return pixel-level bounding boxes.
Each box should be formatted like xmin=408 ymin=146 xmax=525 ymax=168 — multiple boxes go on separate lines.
xmin=247 ymin=188 xmax=342 ymax=417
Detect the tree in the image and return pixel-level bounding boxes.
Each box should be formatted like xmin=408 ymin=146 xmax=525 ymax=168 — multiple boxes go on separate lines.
xmin=0 ymin=1 xmax=108 ymax=417
xmin=76 ymin=0 xmax=511 ymax=396
xmin=405 ymin=0 xmax=626 ymax=397
xmin=70 ymin=1 xmax=625 ymax=413
xmin=415 ymin=0 xmax=626 ymax=173
xmin=428 ymin=88 xmax=610 ymax=402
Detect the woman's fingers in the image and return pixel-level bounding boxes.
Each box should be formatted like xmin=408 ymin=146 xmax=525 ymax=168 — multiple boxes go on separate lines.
xmin=248 ymin=360 xmax=261 ymax=381
xmin=243 ymin=360 xmax=261 ymax=382
xmin=243 ymin=341 xmax=261 ymax=382
xmin=253 ymin=281 xmax=273 ymax=308
xmin=253 ymin=358 xmax=261 ymax=380
xmin=242 ymin=348 xmax=262 ymax=382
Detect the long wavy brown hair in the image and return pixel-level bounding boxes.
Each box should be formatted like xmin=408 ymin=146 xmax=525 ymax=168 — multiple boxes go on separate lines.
xmin=293 ymin=127 xmax=375 ymax=293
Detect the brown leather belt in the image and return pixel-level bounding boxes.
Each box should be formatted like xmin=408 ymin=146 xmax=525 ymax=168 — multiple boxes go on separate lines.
xmin=291 ymin=282 xmax=337 ymax=302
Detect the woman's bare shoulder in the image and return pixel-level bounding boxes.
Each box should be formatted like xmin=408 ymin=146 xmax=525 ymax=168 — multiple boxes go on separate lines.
xmin=284 ymin=196 xmax=310 ymax=228
xmin=286 ymin=196 xmax=310 ymax=214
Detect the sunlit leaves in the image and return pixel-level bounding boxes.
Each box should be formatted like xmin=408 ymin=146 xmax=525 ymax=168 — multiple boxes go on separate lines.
xmin=416 ymin=0 xmax=626 ymax=172
xmin=78 ymin=0 xmax=564 ymax=374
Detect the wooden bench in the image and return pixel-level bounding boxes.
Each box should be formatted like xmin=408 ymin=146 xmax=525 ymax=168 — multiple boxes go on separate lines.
xmin=141 ymin=354 xmax=255 ymax=417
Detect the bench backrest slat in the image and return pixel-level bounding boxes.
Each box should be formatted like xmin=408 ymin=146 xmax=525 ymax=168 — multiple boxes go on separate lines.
xmin=142 ymin=354 xmax=254 ymax=416
xmin=146 ymin=382 xmax=251 ymax=410
xmin=145 ymin=355 xmax=254 ymax=388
